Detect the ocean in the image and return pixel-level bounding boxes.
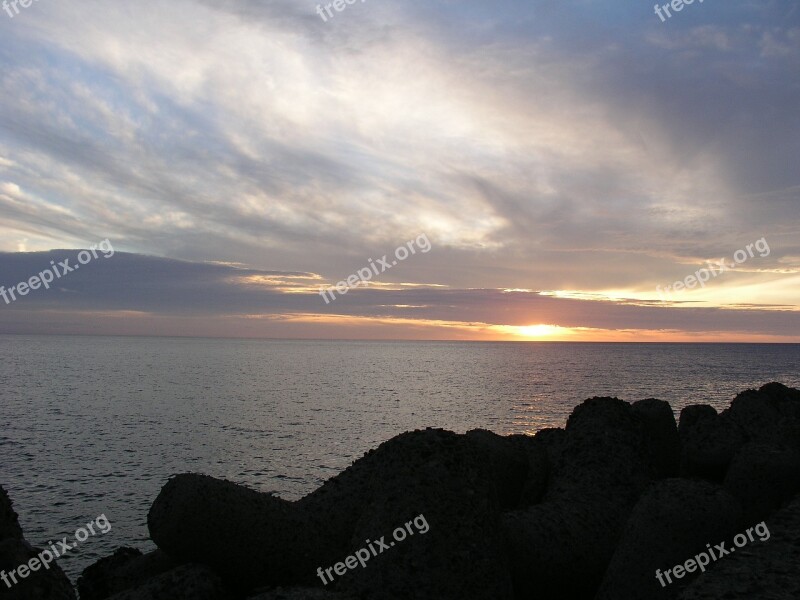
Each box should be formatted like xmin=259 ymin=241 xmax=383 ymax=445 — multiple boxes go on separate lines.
xmin=1 ymin=334 xmax=798 ymax=581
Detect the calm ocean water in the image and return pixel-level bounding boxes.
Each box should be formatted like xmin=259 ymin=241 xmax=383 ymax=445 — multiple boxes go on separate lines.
xmin=0 ymin=334 xmax=798 ymax=581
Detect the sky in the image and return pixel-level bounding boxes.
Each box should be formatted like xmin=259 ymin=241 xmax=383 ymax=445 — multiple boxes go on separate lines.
xmin=0 ymin=0 xmax=798 ymax=341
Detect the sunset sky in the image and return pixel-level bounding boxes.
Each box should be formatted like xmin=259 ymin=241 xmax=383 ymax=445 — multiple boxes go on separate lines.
xmin=1 ymin=0 xmax=798 ymax=341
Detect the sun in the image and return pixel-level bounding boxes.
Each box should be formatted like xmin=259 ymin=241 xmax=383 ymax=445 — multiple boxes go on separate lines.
xmin=516 ymin=324 xmax=563 ymax=337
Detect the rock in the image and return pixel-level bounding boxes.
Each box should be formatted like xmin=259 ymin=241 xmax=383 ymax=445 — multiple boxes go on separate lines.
xmin=247 ymin=588 xmax=355 ymax=599
xmin=679 ymin=405 xmax=744 ymax=481
xmin=508 ymin=432 xmax=551 ymax=506
xmin=0 ymin=486 xmax=23 ymax=542
xmin=726 ymin=383 xmax=800 ymax=448
xmin=0 ymin=484 xmax=76 ymax=600
xmin=148 ymin=474 xmax=336 ymax=592
xmin=298 ymin=426 xmax=534 ymax=551
xmin=104 ymin=564 xmax=232 ymax=600
xmin=503 ymin=397 xmax=655 ymax=599
xmin=596 ymin=479 xmax=742 ymax=600
xmin=723 ymin=442 xmax=800 ymax=525
xmin=466 ymin=428 xmax=530 ymax=509
xmin=678 ymin=405 xmax=718 ymax=436
xmin=334 ymin=429 xmax=514 ymax=600
xmin=78 ymin=547 xmax=178 ymax=600
xmin=0 ymin=537 xmax=77 ymax=599
xmin=633 ymin=398 xmax=681 ymax=477
xmin=678 ymin=493 xmax=800 ymax=600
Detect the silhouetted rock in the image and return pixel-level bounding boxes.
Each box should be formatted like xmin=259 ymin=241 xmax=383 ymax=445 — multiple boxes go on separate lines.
xmin=335 ymin=429 xmax=514 ymax=599
xmin=503 ymin=397 xmax=655 ymax=599
xmin=247 ymin=588 xmax=355 ymax=599
xmin=0 ymin=486 xmax=23 ymax=542
xmin=148 ymin=474 xmax=336 ymax=592
xmin=0 ymin=485 xmax=76 ymax=600
xmin=726 ymin=383 xmax=800 ymax=448
xmin=724 ymin=442 xmax=800 ymax=525
xmin=78 ymin=547 xmax=178 ymax=600
xmin=104 ymin=564 xmax=232 ymax=600
xmin=679 ymin=405 xmax=744 ymax=481
xmin=678 ymin=493 xmax=800 ymax=600
xmin=507 ymin=431 xmax=551 ymax=506
xmin=596 ymin=479 xmax=741 ymax=600
xmin=132 ymin=384 xmax=800 ymax=600
xmin=466 ymin=429 xmax=530 ymax=508
xmin=633 ymin=398 xmax=681 ymax=477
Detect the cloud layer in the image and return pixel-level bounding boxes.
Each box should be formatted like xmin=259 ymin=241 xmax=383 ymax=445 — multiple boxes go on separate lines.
xmin=0 ymin=0 xmax=798 ymax=339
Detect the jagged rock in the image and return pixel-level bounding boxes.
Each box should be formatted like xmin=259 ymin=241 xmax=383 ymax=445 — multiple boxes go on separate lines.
xmin=503 ymin=397 xmax=655 ymax=599
xmin=0 ymin=485 xmax=76 ymax=600
xmin=78 ymin=547 xmax=178 ymax=600
xmin=104 ymin=564 xmax=232 ymax=600
xmin=723 ymin=442 xmax=800 ymax=525
xmin=633 ymin=398 xmax=681 ymax=477
xmin=596 ymin=479 xmax=742 ymax=600
xmin=679 ymin=405 xmax=744 ymax=481
xmin=678 ymin=493 xmax=800 ymax=599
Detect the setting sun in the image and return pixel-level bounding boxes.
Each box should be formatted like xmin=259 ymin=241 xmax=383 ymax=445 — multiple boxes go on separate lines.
xmin=516 ymin=324 xmax=565 ymax=338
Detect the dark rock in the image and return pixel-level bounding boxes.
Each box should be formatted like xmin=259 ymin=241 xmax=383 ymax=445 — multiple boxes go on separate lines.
xmin=596 ymin=479 xmax=742 ymax=600
xmin=726 ymin=383 xmax=800 ymax=448
xmin=246 ymin=588 xmax=355 ymax=599
xmin=0 ymin=484 xmax=76 ymax=599
xmin=678 ymin=493 xmax=800 ymax=600
xmin=0 ymin=486 xmax=23 ymax=542
xmin=503 ymin=397 xmax=655 ymax=599
xmin=633 ymin=398 xmax=681 ymax=477
xmin=678 ymin=405 xmax=718 ymax=437
xmin=466 ymin=428 xmax=530 ymax=509
xmin=0 ymin=537 xmax=76 ymax=599
xmin=679 ymin=405 xmax=744 ymax=481
xmin=507 ymin=432 xmax=550 ymax=506
xmin=335 ymin=429 xmax=513 ymax=600
xmin=78 ymin=547 xmax=178 ymax=600
xmin=724 ymin=442 xmax=800 ymax=525
xmin=104 ymin=564 xmax=232 ymax=600
xmin=148 ymin=474 xmax=336 ymax=592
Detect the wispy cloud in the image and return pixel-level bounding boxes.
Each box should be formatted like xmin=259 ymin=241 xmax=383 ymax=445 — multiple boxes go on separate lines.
xmin=0 ymin=0 xmax=798 ymax=339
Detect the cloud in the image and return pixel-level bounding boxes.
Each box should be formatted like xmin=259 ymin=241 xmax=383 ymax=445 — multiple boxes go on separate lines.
xmin=0 ymin=1 xmax=797 ymax=339
xmin=0 ymin=251 xmax=796 ymax=340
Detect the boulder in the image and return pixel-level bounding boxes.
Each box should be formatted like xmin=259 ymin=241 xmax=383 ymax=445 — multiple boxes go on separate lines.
xmin=466 ymin=428 xmax=530 ymax=509
xmin=334 ymin=429 xmax=514 ymax=600
xmin=104 ymin=564 xmax=232 ymax=600
xmin=678 ymin=493 xmax=800 ymax=600
xmin=0 ymin=486 xmax=23 ymax=542
xmin=0 ymin=484 xmax=76 ymax=600
xmin=503 ymin=397 xmax=655 ymax=599
xmin=507 ymin=432 xmax=551 ymax=506
xmin=148 ymin=474 xmax=336 ymax=592
xmin=723 ymin=442 xmax=800 ymax=525
xmin=679 ymin=405 xmax=744 ymax=481
xmin=78 ymin=547 xmax=178 ymax=600
xmin=247 ymin=588 xmax=355 ymax=599
xmin=725 ymin=383 xmax=800 ymax=448
xmin=596 ymin=479 xmax=742 ymax=600
xmin=633 ymin=398 xmax=681 ymax=477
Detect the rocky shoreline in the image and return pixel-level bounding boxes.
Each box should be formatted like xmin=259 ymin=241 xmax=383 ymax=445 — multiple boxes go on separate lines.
xmin=2 ymin=382 xmax=799 ymax=599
